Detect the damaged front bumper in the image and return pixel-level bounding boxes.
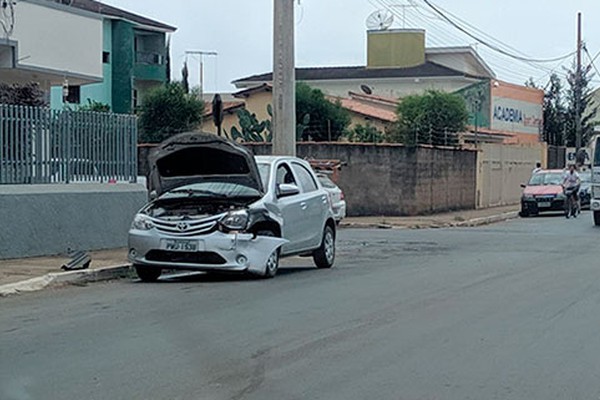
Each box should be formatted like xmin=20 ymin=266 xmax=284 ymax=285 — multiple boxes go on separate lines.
xmin=128 ymin=230 xmax=287 ymax=274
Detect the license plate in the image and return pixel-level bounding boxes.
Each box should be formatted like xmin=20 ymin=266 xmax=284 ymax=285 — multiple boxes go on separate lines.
xmin=538 ymin=201 xmax=551 ymax=208
xmin=162 ymin=239 xmax=198 ymax=252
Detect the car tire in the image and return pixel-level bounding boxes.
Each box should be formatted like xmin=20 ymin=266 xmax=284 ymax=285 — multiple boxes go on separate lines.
xmin=135 ymin=265 xmax=162 ymax=282
xmin=313 ymin=225 xmax=335 ymax=269
xmin=594 ymin=211 xmax=600 ymax=226
xmin=256 ymin=230 xmax=280 ymax=279
xmin=519 ymin=209 xmax=529 ymax=218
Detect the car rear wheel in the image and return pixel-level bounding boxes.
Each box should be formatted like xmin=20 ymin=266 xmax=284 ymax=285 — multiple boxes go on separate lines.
xmin=313 ymin=225 xmax=335 ymax=269
xmin=256 ymin=230 xmax=280 ymax=279
xmin=135 ymin=265 xmax=162 ymax=282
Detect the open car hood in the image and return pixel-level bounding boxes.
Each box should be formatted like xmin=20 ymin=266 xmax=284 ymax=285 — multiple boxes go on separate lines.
xmin=147 ymin=132 xmax=263 ymax=197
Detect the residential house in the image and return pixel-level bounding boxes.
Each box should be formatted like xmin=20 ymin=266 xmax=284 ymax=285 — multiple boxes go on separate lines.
xmin=1 ymin=0 xmax=104 ymax=94
xmin=50 ymin=0 xmax=176 ymax=113
xmin=233 ymin=28 xmax=544 ymax=144
xmin=0 ymin=0 xmax=175 ymax=113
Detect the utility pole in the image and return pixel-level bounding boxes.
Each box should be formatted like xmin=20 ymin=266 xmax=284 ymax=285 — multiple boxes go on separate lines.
xmin=575 ymin=12 xmax=583 ymax=154
xmin=272 ymin=0 xmax=296 ymax=156
xmin=185 ymin=50 xmax=218 ymax=99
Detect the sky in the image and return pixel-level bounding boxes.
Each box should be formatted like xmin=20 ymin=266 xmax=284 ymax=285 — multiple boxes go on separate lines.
xmin=103 ymin=0 xmax=600 ymax=93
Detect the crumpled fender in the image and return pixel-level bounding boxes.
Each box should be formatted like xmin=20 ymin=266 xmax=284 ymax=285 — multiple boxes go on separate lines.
xmin=242 ymin=235 xmax=288 ymax=274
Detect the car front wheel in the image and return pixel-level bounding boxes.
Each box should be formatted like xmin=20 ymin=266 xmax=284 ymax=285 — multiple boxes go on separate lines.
xmin=256 ymin=230 xmax=280 ymax=279
xmin=135 ymin=265 xmax=162 ymax=282
xmin=313 ymin=225 xmax=335 ymax=269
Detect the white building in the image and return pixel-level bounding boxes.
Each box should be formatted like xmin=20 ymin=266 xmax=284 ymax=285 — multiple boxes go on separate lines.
xmin=0 ymin=0 xmax=104 ymax=92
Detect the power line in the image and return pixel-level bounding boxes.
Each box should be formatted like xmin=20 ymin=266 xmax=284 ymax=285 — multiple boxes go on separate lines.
xmin=373 ymin=0 xmax=569 ymax=84
xmin=421 ymin=0 xmax=576 ymax=63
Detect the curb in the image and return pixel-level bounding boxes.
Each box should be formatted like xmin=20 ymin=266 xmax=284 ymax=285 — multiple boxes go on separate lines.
xmin=453 ymin=211 xmax=519 ymax=228
xmin=339 ymin=211 xmax=519 ymax=230
xmin=0 ymin=264 xmax=131 ymax=297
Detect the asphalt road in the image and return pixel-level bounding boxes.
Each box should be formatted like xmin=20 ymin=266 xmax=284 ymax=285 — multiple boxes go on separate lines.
xmin=2 ymin=212 xmax=600 ymax=400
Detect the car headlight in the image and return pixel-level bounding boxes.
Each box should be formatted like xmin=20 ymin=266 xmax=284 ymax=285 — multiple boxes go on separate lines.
xmin=131 ymin=214 xmax=154 ymax=231
xmin=220 ymin=210 xmax=249 ymax=231
xmin=522 ymin=194 xmax=534 ymax=200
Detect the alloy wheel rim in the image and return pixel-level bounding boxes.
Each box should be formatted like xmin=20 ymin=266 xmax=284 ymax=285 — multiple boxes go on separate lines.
xmin=325 ymin=231 xmax=334 ymax=263
xmin=266 ymin=251 xmax=279 ymax=273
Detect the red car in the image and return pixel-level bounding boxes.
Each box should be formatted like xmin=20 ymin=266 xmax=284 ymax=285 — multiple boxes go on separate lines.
xmin=520 ymin=170 xmax=566 ymax=217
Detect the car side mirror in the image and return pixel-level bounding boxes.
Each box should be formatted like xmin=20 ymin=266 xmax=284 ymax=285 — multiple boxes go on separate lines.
xmin=277 ymin=183 xmax=300 ymax=198
xmin=520 ymin=184 xmax=527 ymax=189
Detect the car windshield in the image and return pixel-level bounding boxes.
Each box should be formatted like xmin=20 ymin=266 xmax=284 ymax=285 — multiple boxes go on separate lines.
xmin=528 ymin=172 xmax=563 ymax=186
xmin=257 ymin=163 xmax=271 ymax=189
xmin=161 ymin=182 xmax=261 ymax=199
xmin=317 ymin=174 xmax=337 ymax=189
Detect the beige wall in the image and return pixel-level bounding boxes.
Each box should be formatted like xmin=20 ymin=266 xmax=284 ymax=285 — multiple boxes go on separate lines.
xmin=243 ymin=90 xmax=272 ymax=122
xmin=476 ymin=143 xmax=546 ymax=208
xmin=200 ymin=112 xmax=240 ymax=137
xmin=11 ymin=1 xmax=103 ymax=81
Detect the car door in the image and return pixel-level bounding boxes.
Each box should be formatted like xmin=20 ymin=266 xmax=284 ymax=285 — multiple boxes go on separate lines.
xmin=290 ymin=161 xmax=329 ymax=250
xmin=274 ymin=162 xmax=305 ymax=254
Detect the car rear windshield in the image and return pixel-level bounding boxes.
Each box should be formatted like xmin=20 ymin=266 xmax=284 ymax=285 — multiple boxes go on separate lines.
xmin=317 ymin=175 xmax=337 ymax=189
xmin=528 ymin=172 xmax=563 ymax=186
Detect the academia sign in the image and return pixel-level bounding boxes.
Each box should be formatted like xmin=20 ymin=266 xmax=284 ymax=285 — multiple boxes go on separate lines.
xmin=491 ymin=97 xmax=543 ymax=135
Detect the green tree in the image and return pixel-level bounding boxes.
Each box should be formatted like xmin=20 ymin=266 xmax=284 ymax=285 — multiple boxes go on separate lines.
xmin=78 ymin=99 xmax=110 ymax=112
xmin=390 ymin=90 xmax=468 ymax=146
xmin=346 ymin=124 xmax=385 ymax=143
xmin=541 ymin=73 xmax=566 ymax=146
xmin=138 ymin=82 xmax=204 ymax=143
xmin=564 ymin=63 xmax=597 ymax=147
xmin=0 ymin=82 xmax=46 ymax=106
xmin=296 ymin=82 xmax=350 ymax=141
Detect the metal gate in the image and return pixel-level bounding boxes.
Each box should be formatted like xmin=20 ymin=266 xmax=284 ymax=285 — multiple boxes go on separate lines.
xmin=0 ymin=104 xmax=138 ymax=184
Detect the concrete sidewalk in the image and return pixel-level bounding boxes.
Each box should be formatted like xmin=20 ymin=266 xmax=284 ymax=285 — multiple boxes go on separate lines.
xmin=340 ymin=204 xmax=520 ymax=229
xmin=0 ymin=205 xmax=519 ymax=296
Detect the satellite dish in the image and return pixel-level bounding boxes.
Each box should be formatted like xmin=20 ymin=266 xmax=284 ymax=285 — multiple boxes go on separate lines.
xmin=366 ymin=10 xmax=394 ymax=31
xmin=360 ymin=85 xmax=373 ymax=95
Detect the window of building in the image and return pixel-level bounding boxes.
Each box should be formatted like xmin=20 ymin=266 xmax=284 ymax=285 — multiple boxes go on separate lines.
xmin=102 ymin=51 xmax=110 ymax=64
xmin=66 ymin=86 xmax=80 ymax=104
xmin=291 ymin=163 xmax=318 ymax=193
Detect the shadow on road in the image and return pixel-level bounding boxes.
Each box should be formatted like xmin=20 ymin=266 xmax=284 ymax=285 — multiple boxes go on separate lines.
xmin=132 ymin=265 xmax=319 ymax=284
xmin=522 ymin=210 xmax=590 ymax=219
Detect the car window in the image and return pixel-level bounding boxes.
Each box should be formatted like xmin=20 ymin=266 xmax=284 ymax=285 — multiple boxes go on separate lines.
xmin=257 ymin=163 xmax=271 ymax=189
xmin=276 ymin=163 xmax=296 ymax=186
xmin=317 ymin=174 xmax=337 ymax=189
xmin=292 ymin=163 xmax=318 ymax=193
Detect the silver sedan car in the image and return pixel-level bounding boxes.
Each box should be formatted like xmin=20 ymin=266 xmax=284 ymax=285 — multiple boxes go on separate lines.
xmin=128 ymin=132 xmax=337 ymax=281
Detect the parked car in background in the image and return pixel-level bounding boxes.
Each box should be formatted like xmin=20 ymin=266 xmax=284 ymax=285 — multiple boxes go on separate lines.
xmin=316 ymin=173 xmax=346 ymax=223
xmin=579 ymin=170 xmax=591 ymax=209
xmin=129 ymin=132 xmax=337 ymax=282
xmin=520 ymin=170 xmax=566 ymax=217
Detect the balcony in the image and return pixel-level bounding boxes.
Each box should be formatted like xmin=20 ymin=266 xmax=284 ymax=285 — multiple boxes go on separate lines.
xmin=134 ymin=51 xmax=167 ymax=82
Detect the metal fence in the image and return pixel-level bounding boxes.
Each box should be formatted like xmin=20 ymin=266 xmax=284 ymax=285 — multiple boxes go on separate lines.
xmin=0 ymin=104 xmax=138 ymax=184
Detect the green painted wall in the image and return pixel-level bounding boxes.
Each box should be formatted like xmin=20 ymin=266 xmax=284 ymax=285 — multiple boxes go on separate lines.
xmin=112 ymin=20 xmax=135 ymax=114
xmin=456 ymin=81 xmax=491 ymax=129
xmin=134 ymin=64 xmax=166 ymax=82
